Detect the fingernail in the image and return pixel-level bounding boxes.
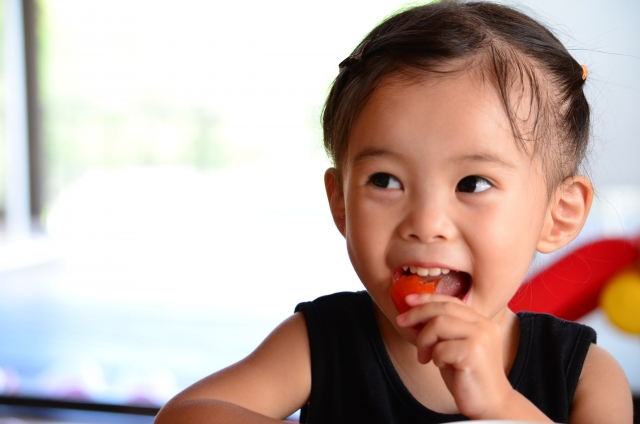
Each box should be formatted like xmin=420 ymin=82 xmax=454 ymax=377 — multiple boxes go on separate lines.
xmin=396 ymin=314 xmax=406 ymax=324
xmin=406 ymin=294 xmax=419 ymax=302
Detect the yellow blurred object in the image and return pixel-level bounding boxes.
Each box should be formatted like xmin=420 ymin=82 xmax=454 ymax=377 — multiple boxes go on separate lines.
xmin=600 ymin=269 xmax=640 ymax=334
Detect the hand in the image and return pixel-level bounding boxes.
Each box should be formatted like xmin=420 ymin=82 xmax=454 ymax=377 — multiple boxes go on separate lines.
xmin=395 ymin=293 xmax=514 ymax=419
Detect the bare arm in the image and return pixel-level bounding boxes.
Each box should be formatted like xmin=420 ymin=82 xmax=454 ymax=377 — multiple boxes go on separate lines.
xmin=569 ymin=344 xmax=633 ymax=424
xmin=155 ymin=313 xmax=311 ymax=424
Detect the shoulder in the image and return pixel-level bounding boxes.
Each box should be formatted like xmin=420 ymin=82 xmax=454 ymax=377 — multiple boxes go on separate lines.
xmin=294 ymin=291 xmax=379 ymax=390
xmin=569 ymin=344 xmax=633 ymax=423
xmin=518 ymin=311 xmax=596 ymax=335
xmin=295 ymin=291 xmax=372 ymax=328
xmin=246 ymin=312 xmax=311 ymax=375
xmin=512 ymin=312 xmax=595 ymax=419
xmin=222 ymin=313 xmax=313 ymax=413
xmin=517 ymin=311 xmax=596 ymax=352
xmin=163 ymin=312 xmax=312 ymax=420
xmin=519 ymin=311 xmax=596 ymax=376
xmin=518 ymin=312 xmax=632 ymax=423
xmin=295 ymin=290 xmax=370 ymax=312
xmin=517 ymin=311 xmax=596 ymax=370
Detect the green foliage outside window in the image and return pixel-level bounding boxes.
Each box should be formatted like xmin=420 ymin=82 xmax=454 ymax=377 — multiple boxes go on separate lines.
xmin=37 ymin=0 xmax=229 ymax=209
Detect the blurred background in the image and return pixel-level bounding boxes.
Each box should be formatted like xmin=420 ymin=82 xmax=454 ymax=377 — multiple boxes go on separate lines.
xmin=0 ymin=0 xmax=639 ymax=422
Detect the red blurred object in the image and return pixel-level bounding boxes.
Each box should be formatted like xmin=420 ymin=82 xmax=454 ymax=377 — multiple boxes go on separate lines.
xmin=509 ymin=238 xmax=639 ymax=321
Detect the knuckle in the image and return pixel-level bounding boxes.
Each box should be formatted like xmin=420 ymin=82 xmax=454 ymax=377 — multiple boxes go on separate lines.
xmin=469 ymin=339 xmax=484 ymax=356
xmin=440 ymin=301 xmax=456 ymax=314
xmin=433 ymin=341 xmax=447 ymax=355
xmin=431 ymin=314 xmax=448 ymax=327
xmin=474 ymin=327 xmax=492 ymax=347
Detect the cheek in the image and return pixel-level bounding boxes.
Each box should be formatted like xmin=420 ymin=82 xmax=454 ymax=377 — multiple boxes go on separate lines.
xmin=470 ymin=192 xmax=547 ymax=278
xmin=492 ymin=187 xmax=547 ymax=244
xmin=344 ymin=198 xmax=393 ymax=281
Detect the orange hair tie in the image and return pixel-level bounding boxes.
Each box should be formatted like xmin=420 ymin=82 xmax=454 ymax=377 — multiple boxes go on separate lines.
xmin=581 ymin=64 xmax=589 ymax=81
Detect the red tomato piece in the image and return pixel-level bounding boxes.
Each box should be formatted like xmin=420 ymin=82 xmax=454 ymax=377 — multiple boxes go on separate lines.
xmin=390 ymin=274 xmax=439 ymax=314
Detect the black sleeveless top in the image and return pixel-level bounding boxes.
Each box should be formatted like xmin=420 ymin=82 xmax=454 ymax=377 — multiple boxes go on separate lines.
xmin=295 ymin=291 xmax=596 ymax=424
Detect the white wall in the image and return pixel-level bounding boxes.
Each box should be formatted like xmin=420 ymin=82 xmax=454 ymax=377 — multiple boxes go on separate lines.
xmin=513 ymin=0 xmax=640 ymax=187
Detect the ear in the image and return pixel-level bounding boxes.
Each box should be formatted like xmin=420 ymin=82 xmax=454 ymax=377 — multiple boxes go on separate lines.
xmin=537 ymin=175 xmax=594 ymax=253
xmin=324 ymin=168 xmax=346 ymax=237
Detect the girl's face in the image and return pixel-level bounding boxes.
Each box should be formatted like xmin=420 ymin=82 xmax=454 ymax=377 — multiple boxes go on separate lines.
xmin=338 ymin=72 xmax=552 ymax=335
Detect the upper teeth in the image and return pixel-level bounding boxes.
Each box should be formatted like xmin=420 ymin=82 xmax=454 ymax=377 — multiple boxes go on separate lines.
xmin=403 ymin=266 xmax=451 ymax=277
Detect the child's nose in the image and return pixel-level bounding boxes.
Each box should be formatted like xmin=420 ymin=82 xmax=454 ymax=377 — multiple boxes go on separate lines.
xmin=398 ymin=197 xmax=456 ymax=243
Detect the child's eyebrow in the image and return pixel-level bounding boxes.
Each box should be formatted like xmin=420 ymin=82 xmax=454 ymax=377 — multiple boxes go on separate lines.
xmin=351 ymin=147 xmax=402 ymax=164
xmin=352 ymin=148 xmax=516 ymax=169
xmin=454 ymin=153 xmax=516 ymax=169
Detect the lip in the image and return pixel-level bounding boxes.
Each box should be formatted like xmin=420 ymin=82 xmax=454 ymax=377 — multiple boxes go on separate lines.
xmin=460 ymin=287 xmax=471 ymax=304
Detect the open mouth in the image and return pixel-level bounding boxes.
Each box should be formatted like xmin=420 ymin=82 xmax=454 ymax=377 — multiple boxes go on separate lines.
xmin=398 ymin=266 xmax=471 ymax=300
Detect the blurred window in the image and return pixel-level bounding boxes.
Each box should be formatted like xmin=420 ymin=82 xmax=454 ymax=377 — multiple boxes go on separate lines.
xmin=0 ymin=3 xmax=5 ymax=225
xmin=0 ymin=0 xmax=406 ymax=408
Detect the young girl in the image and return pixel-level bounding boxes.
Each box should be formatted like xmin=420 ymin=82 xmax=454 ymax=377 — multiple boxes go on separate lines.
xmin=155 ymin=2 xmax=633 ymax=423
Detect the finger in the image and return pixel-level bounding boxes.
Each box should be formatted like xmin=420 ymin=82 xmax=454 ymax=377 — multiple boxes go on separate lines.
xmin=397 ymin=298 xmax=479 ymax=329
xmin=415 ymin=315 xmax=478 ymax=363
xmin=431 ymin=323 xmax=501 ymax=370
xmin=405 ymin=293 xmax=466 ymax=307
xmin=431 ymin=339 xmax=471 ymax=370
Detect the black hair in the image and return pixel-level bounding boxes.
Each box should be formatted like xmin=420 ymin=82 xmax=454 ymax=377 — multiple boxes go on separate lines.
xmin=323 ymin=0 xmax=589 ymax=190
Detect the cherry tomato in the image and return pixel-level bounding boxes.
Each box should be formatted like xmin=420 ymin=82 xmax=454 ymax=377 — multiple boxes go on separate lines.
xmin=390 ymin=274 xmax=438 ymax=314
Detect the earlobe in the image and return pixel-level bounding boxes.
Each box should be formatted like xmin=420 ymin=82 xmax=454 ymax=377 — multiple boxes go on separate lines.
xmin=324 ymin=168 xmax=346 ymax=237
xmin=537 ymin=175 xmax=594 ymax=253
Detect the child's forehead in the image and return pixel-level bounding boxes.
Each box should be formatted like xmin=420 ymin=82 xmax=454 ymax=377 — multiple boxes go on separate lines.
xmin=346 ymin=70 xmax=541 ymax=172
xmin=356 ymin=71 xmax=509 ymax=138
xmin=373 ymin=70 xmax=490 ymax=104
xmin=373 ymin=59 xmax=536 ymax=102
xmin=351 ymin=66 xmax=540 ymax=156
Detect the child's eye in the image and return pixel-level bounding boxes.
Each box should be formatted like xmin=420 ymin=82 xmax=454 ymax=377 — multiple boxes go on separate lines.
xmin=368 ymin=173 xmax=402 ymax=189
xmin=456 ymin=176 xmax=491 ymax=193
